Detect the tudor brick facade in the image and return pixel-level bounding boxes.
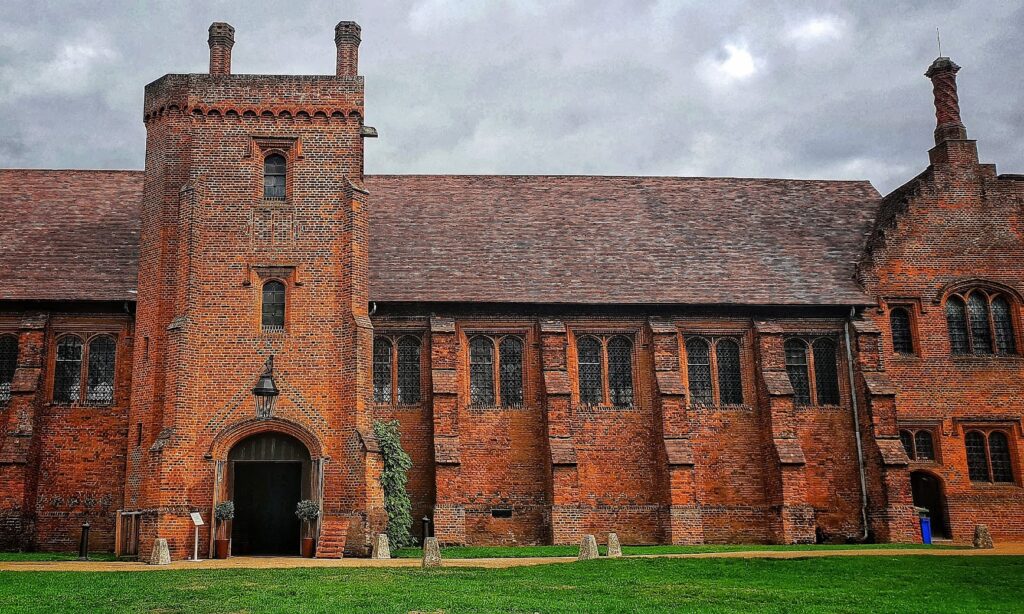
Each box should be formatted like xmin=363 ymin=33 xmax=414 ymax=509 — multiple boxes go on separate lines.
xmin=0 ymin=22 xmax=1022 ymax=559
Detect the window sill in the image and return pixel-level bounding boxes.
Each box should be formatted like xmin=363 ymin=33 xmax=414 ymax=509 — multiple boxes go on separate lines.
xmin=969 ymin=482 xmax=1019 ymax=489
xmin=467 ymin=404 xmax=529 ymax=411
xmin=261 ymin=326 xmax=286 ymax=335
xmin=371 ymin=402 xmax=424 ymax=410
xmin=950 ymin=354 xmax=1022 ymax=362
xmin=574 ymin=404 xmax=636 ymax=411
xmin=689 ymin=403 xmax=753 ymax=411
xmin=48 ymin=402 xmax=118 ymax=409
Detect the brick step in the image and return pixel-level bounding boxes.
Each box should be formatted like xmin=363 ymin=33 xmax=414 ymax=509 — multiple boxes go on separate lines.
xmin=315 ymin=515 xmax=350 ymax=559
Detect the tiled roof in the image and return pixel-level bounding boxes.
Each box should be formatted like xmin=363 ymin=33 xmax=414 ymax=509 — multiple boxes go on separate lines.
xmin=0 ymin=171 xmax=880 ymax=305
xmin=0 ymin=170 xmax=143 ymax=302
xmin=366 ymin=175 xmax=879 ymax=305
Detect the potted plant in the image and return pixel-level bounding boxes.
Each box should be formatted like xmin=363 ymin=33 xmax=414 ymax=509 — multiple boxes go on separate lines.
xmin=214 ymin=501 xmax=235 ymax=559
xmin=295 ymin=499 xmax=320 ymax=558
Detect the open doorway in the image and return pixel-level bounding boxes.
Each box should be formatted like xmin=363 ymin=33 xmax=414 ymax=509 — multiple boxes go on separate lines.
xmin=910 ymin=471 xmax=950 ymax=539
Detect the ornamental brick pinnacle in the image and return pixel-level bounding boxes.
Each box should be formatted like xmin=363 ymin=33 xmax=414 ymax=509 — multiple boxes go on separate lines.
xmin=925 ymin=56 xmax=967 ymax=144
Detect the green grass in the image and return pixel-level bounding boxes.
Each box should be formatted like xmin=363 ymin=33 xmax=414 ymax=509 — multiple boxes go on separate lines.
xmin=0 ymin=555 xmax=1018 ymax=613
xmin=0 ymin=551 xmax=117 ymax=562
xmin=392 ymin=542 xmax=960 ymax=559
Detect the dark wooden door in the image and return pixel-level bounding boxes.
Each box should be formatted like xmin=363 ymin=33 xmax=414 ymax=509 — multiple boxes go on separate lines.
xmin=232 ymin=461 xmax=302 ymax=555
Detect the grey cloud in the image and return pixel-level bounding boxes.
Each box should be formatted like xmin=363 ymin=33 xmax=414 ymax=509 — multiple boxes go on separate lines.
xmin=0 ymin=0 xmax=1021 ymax=193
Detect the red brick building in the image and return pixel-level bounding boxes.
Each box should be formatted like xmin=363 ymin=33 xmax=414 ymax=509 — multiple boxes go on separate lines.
xmin=0 ymin=22 xmax=1021 ymax=559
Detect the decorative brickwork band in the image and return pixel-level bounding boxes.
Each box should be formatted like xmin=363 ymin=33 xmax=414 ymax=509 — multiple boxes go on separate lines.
xmin=925 ymin=57 xmax=966 ymax=144
xmin=335 ymin=21 xmax=361 ymax=77
xmin=208 ymin=22 xmax=235 ymax=76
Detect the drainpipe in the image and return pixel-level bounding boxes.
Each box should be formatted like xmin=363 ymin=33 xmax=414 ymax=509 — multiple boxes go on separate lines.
xmin=845 ymin=306 xmax=870 ymax=541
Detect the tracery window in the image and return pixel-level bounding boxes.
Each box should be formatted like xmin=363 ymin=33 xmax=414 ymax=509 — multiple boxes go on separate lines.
xmin=373 ymin=335 xmax=422 ymax=406
xmin=889 ymin=307 xmax=915 ymax=355
xmin=469 ymin=334 xmax=524 ymax=408
xmin=965 ymin=430 xmax=1015 ymax=484
xmin=685 ymin=337 xmax=743 ymax=407
xmin=576 ymin=334 xmax=633 ymax=407
xmin=785 ymin=337 xmax=841 ymax=406
xmin=261 ymin=281 xmax=286 ymax=330
xmin=263 ymin=153 xmax=286 ymax=199
xmin=946 ymin=289 xmax=1018 ymax=356
xmin=0 ymin=335 xmax=17 ymax=405
xmin=53 ymin=334 xmax=117 ymax=406
xmin=899 ymin=428 xmax=936 ymax=461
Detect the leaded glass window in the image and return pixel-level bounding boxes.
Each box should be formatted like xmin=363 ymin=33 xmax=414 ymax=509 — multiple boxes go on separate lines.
xmin=0 ymin=336 xmax=16 ymax=405
xmin=900 ymin=430 xmax=914 ymax=458
xmin=577 ymin=336 xmax=603 ymax=406
xmin=85 ymin=335 xmax=116 ymax=406
xmin=965 ymin=431 xmax=989 ymax=482
xmin=890 ymin=308 xmax=914 ymax=354
xmin=967 ymin=293 xmax=993 ymax=354
xmin=784 ymin=339 xmax=810 ymax=406
xmin=989 ymin=432 xmax=1014 ymax=483
xmin=499 ymin=336 xmax=524 ymax=408
xmin=469 ymin=336 xmax=495 ymax=407
xmin=914 ymin=430 xmax=935 ymax=461
xmin=54 ymin=336 xmax=83 ymax=404
xmin=685 ymin=338 xmax=712 ymax=406
xmin=716 ymin=339 xmax=743 ymax=405
xmin=946 ymin=297 xmax=969 ymax=354
xmin=261 ymin=281 xmax=285 ymax=329
xmin=813 ymin=339 xmax=840 ymax=405
xmin=397 ymin=337 xmax=421 ymax=405
xmin=373 ymin=337 xmax=393 ymax=404
xmin=991 ymin=297 xmax=1016 ymax=355
xmin=607 ymin=336 xmax=633 ymax=407
xmin=264 ymin=154 xmax=286 ymax=199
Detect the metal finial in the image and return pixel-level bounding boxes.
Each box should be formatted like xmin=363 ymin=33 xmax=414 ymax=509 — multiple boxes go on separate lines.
xmin=936 ymin=27 xmax=942 ymax=57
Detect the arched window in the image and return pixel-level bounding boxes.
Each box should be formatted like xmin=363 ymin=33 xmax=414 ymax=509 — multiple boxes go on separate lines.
xmin=946 ymin=297 xmax=969 ymax=354
xmin=85 ymin=335 xmax=116 ymax=406
xmin=784 ymin=339 xmax=810 ymax=406
xmin=397 ymin=337 xmax=421 ymax=405
xmin=889 ymin=308 xmax=914 ymax=355
xmin=914 ymin=430 xmax=935 ymax=461
xmin=685 ymin=338 xmax=712 ymax=406
xmin=262 ymin=281 xmax=286 ymax=329
xmin=965 ymin=430 xmax=992 ymax=483
xmin=469 ymin=336 xmax=495 ymax=407
xmin=53 ymin=336 xmax=83 ymax=404
xmin=966 ymin=293 xmax=993 ymax=354
xmin=373 ymin=337 xmax=393 ymax=404
xmin=989 ymin=431 xmax=1014 ymax=483
xmin=263 ymin=154 xmax=286 ymax=199
xmin=992 ymin=297 xmax=1017 ymax=355
xmin=900 ymin=430 xmax=914 ymax=458
xmin=715 ymin=340 xmax=743 ymax=405
xmin=499 ymin=337 xmax=524 ymax=408
xmin=0 ymin=335 xmax=17 ymax=405
xmin=813 ymin=339 xmax=840 ymax=405
xmin=947 ymin=290 xmax=1018 ymax=356
xmin=607 ymin=336 xmax=633 ymax=408
xmin=576 ymin=336 xmax=603 ymax=406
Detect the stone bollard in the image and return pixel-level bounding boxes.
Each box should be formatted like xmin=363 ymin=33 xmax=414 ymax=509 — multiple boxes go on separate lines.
xmin=973 ymin=524 xmax=994 ymax=549
xmin=371 ymin=533 xmax=391 ymax=559
xmin=607 ymin=532 xmax=622 ymax=558
xmin=422 ymin=537 xmax=442 ymax=568
xmin=148 ymin=538 xmax=171 ymax=565
xmin=578 ymin=534 xmax=599 ymax=560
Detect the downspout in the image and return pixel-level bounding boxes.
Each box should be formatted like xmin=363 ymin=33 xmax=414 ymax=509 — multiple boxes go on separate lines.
xmin=845 ymin=306 xmax=870 ymax=541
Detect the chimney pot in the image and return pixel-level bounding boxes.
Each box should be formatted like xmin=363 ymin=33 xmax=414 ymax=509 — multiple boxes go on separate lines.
xmin=208 ymin=22 xmax=235 ymax=75
xmin=335 ymin=21 xmax=361 ymax=77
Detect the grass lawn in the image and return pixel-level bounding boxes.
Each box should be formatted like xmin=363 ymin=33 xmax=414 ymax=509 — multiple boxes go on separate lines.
xmin=392 ymin=542 xmax=960 ymax=558
xmin=0 ymin=555 xmax=1019 ymax=613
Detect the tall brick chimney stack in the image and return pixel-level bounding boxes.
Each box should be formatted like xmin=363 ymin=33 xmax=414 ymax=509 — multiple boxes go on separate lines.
xmin=925 ymin=57 xmax=967 ymax=145
xmin=335 ymin=21 xmax=361 ymax=77
xmin=208 ymin=22 xmax=235 ymax=75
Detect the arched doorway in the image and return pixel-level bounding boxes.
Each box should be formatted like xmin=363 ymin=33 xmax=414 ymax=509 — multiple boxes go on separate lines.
xmin=228 ymin=432 xmax=311 ymax=555
xmin=910 ymin=471 xmax=950 ymax=539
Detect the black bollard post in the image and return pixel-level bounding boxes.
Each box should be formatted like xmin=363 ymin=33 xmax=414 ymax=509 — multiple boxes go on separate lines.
xmin=77 ymin=522 xmax=90 ymax=561
xmin=422 ymin=516 xmax=432 ymax=545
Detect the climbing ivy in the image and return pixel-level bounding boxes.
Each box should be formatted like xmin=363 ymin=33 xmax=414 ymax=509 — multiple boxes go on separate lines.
xmin=373 ymin=419 xmax=414 ymax=548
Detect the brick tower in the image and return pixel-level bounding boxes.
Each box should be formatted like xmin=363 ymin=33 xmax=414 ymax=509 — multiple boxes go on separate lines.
xmin=126 ymin=21 xmax=381 ymax=559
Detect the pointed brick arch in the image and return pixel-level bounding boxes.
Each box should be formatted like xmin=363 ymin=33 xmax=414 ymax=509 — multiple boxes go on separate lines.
xmin=208 ymin=417 xmax=325 ymax=461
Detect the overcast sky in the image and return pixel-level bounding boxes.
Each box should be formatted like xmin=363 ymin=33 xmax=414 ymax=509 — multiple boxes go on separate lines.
xmin=1 ymin=0 xmax=1021 ymax=193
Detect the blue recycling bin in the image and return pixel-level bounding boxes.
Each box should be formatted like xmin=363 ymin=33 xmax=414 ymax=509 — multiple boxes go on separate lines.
xmin=919 ymin=516 xmax=932 ymax=544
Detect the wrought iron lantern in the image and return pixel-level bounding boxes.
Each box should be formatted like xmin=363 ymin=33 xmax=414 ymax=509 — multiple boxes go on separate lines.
xmin=253 ymin=355 xmax=280 ymax=419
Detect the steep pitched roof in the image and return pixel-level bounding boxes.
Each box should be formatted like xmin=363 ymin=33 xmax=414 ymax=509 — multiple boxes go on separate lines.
xmin=0 ymin=170 xmax=143 ymax=302
xmin=366 ymin=175 xmax=879 ymax=305
xmin=0 ymin=171 xmax=880 ymax=305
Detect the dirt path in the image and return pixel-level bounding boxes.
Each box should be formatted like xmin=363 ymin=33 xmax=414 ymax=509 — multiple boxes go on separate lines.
xmin=2 ymin=544 xmax=1022 ymax=573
